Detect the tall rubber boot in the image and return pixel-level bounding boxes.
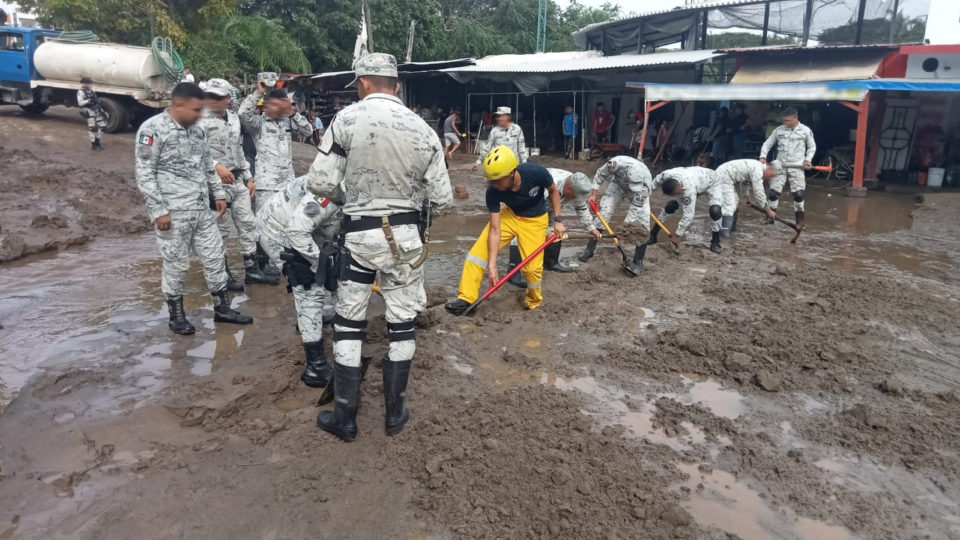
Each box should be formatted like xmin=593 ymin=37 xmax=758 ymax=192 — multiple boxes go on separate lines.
xmin=795 ymin=211 xmax=805 ymax=231
xmin=730 ymin=210 xmax=739 ymax=233
xmin=243 ymin=253 xmax=280 ymax=285
xmin=507 ymin=245 xmax=527 ymax=288
xmin=383 ymin=358 xmax=412 ymax=436
xmin=710 ymin=231 xmax=722 ymax=254
xmin=316 ymin=363 xmax=362 ymax=442
xmin=719 ymin=216 xmax=734 ymax=239
xmin=648 ymin=223 xmax=662 ymax=244
xmin=544 ymin=241 xmax=574 ymax=272
xmin=317 ymin=356 xmax=371 ymax=406
xmin=224 ymin=255 xmax=245 ymax=292
xmin=622 ymin=244 xmax=646 ymax=276
xmin=211 ymin=289 xmax=253 ymax=324
xmin=166 ymin=296 xmax=196 ymax=335
xmin=91 ymin=141 xmax=98 ymax=151
xmin=578 ymin=231 xmax=602 ymax=262
xmin=301 ymin=341 xmax=332 ymax=388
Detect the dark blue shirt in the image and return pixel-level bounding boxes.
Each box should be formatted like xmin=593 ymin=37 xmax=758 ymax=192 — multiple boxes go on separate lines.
xmin=485 ymin=162 xmax=553 ymax=217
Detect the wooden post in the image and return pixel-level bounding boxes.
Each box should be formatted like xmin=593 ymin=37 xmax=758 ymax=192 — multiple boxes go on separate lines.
xmin=639 ymin=99 xmax=650 ymax=159
xmin=850 ymin=91 xmax=870 ymax=196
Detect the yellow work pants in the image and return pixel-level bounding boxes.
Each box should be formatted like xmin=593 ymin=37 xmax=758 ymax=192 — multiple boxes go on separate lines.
xmin=457 ymin=207 xmax=548 ymax=309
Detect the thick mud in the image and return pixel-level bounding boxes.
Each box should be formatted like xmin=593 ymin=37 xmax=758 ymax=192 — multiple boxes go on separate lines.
xmin=1 ymin=109 xmax=960 ymax=539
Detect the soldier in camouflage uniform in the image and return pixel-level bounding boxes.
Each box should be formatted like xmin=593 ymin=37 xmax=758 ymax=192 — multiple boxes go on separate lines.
xmin=77 ymin=77 xmax=105 ymax=151
xmin=199 ymin=78 xmax=279 ymax=289
xmin=473 ymin=106 xmax=528 ymax=169
xmin=655 ymin=166 xmax=725 ymax=254
xmin=306 ymin=53 xmax=453 ymax=442
xmin=759 ymin=106 xmax=815 ymax=229
xmin=715 ymin=159 xmax=781 ymax=238
xmin=238 ymin=86 xmax=313 ymax=213
xmin=280 ymin=194 xmax=342 ymax=388
xmin=254 ymin=176 xmax=311 ymax=272
xmin=134 ymin=83 xmax=253 ymax=335
xmin=579 ymin=156 xmax=654 ymax=274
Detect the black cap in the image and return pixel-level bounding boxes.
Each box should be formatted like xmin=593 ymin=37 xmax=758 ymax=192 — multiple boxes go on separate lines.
xmin=80 ymin=77 xmax=93 ymax=84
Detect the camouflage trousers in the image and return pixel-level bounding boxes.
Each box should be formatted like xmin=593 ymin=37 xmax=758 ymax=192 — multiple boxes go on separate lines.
xmin=334 ymin=223 xmax=426 ymax=368
xmin=599 ymin=182 xmax=650 ymax=234
xmin=257 ymin=229 xmax=285 ymax=272
xmin=769 ymin=169 xmax=806 ymax=212
xmin=252 ymin=188 xmax=278 ymax=214
xmin=217 ymin=182 xmax=257 ymax=255
xmin=155 ymin=209 xmax=228 ymax=297
xmin=291 ymin=284 xmax=335 ymax=343
xmin=85 ymin=113 xmax=104 ymax=143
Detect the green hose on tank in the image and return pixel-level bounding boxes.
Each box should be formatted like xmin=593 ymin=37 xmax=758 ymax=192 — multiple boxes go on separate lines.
xmin=151 ymin=37 xmax=184 ymax=84
xmin=56 ymin=30 xmax=100 ymax=43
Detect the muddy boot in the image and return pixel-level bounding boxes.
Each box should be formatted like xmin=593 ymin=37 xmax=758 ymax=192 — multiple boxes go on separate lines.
xmin=720 ymin=216 xmax=734 ymax=239
xmin=317 ymin=356 xmax=371 ymax=406
xmin=507 ymin=245 xmax=527 ymax=288
xmin=730 ymin=210 xmax=739 ymax=233
xmin=316 ymin=363 xmax=362 ymax=442
xmin=445 ymin=298 xmax=470 ymax=316
xmin=383 ymin=358 xmax=412 ymax=436
xmin=91 ymin=141 xmax=98 ymax=151
xmin=224 ymin=256 xmax=245 ymax=292
xmin=795 ymin=211 xmax=805 ymax=231
xmin=243 ymin=253 xmax=280 ymax=285
xmin=94 ymin=140 xmax=104 ymax=151
xmin=578 ymin=232 xmax=601 ymax=262
xmin=166 ymin=296 xmax=196 ymax=335
xmin=544 ymin=241 xmax=573 ymax=272
xmin=710 ymin=231 xmax=722 ymax=254
xmin=622 ymin=244 xmax=646 ymax=276
xmin=211 ymin=289 xmax=253 ymax=325
xmin=255 ymin=243 xmax=281 ymax=278
xmin=301 ymin=341 xmax=332 ymax=388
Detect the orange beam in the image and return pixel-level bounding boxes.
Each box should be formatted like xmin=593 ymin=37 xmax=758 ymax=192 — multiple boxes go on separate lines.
xmin=638 ymin=100 xmax=670 ymax=159
xmin=851 ymin=92 xmax=870 ymax=190
xmin=839 ymin=101 xmax=861 ymax=113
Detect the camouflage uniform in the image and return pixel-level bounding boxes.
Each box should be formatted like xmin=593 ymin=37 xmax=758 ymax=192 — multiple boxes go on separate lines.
xmin=134 ymin=110 xmax=228 ymax=297
xmin=654 ymin=166 xmax=723 ymax=235
xmin=716 ymin=159 xmax=768 ymax=210
xmin=199 ymin=108 xmax=256 ymax=254
xmin=77 ymin=89 xmax=105 ymax=145
xmin=594 ymin=156 xmax=654 ymax=232
xmin=760 ymin=123 xmax=815 ymax=211
xmin=282 ymin=195 xmax=342 ymax=343
xmin=238 ymin=92 xmax=313 ymax=212
xmin=255 ymin=176 xmax=311 ymax=271
xmin=476 ymin=123 xmax=528 ymax=165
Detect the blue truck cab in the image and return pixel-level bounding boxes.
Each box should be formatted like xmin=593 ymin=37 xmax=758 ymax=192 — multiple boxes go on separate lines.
xmin=0 ymin=26 xmax=60 ymax=96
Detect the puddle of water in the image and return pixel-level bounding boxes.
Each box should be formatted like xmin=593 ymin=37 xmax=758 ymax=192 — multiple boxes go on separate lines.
xmin=681 ymin=378 xmax=746 ymax=420
xmin=677 ymin=462 xmax=854 ymax=540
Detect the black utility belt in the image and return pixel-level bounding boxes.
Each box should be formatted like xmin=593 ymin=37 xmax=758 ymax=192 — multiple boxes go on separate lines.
xmin=344 ymin=212 xmax=419 ymax=233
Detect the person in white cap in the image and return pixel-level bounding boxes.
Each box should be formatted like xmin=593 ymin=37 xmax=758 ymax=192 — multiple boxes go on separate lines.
xmin=199 ymin=78 xmax=279 ymax=290
xmin=715 ymin=158 xmax=781 ymax=237
xmin=473 ymin=106 xmax=528 ymax=170
xmin=305 ymin=52 xmax=453 ymax=442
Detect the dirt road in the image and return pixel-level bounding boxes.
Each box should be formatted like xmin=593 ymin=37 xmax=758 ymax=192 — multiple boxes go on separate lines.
xmin=1 ymin=108 xmax=959 ymax=539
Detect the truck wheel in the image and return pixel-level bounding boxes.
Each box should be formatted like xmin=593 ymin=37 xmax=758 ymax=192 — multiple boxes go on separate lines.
xmin=98 ymin=97 xmax=129 ymax=133
xmin=19 ymin=103 xmax=49 ymax=115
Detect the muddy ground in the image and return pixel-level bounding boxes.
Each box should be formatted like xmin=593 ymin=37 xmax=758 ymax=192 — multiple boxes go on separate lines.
xmin=1 ymin=107 xmax=960 ymax=539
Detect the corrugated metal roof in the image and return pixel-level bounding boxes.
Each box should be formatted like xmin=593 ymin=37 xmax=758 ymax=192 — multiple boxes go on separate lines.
xmin=718 ymin=43 xmax=904 ymax=53
xmin=575 ymin=0 xmax=766 ymax=35
xmin=441 ymin=49 xmax=722 ymax=74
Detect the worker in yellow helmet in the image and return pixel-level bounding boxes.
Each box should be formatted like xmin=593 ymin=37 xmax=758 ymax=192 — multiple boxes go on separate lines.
xmin=446 ymin=146 xmax=566 ymax=315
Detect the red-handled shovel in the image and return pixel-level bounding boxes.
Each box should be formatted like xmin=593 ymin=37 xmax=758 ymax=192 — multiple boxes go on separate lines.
xmin=463 ymin=233 xmax=559 ymax=316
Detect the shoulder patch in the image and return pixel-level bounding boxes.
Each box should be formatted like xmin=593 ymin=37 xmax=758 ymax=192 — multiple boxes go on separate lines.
xmin=138 ymin=132 xmax=154 ymax=146
xmin=304 ymin=201 xmax=322 ymax=218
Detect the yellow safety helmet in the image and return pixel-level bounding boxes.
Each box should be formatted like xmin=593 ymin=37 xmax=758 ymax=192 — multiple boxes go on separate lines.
xmin=483 ymin=145 xmax=519 ymax=181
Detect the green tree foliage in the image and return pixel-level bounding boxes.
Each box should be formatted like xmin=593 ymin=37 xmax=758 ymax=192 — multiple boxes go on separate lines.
xmin=223 ymin=15 xmax=311 ymax=73
xmin=818 ymin=15 xmax=926 ymax=46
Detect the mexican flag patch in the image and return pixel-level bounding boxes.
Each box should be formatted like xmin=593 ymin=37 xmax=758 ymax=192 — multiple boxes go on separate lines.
xmin=138 ymin=133 xmax=154 ymax=146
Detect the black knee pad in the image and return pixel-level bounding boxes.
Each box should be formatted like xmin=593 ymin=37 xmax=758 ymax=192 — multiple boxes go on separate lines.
xmin=387 ymin=320 xmax=416 ymax=342
xmin=792 ymin=190 xmax=805 ymax=203
xmin=709 ymin=205 xmax=722 ymax=221
xmin=768 ymin=189 xmax=780 ymax=202
xmin=333 ymin=315 xmax=368 ymax=342
xmin=664 ymin=200 xmax=680 ymax=214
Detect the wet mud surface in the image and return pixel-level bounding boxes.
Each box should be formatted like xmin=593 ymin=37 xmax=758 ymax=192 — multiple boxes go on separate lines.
xmin=1 ymin=109 xmax=960 ymax=538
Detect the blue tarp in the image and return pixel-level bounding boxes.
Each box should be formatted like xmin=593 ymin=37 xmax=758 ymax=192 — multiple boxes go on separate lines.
xmin=626 ymin=79 xmax=960 ymax=102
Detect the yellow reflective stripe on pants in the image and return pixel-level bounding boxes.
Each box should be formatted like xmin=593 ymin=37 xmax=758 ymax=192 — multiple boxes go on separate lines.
xmin=456 ymin=206 xmax=548 ymax=309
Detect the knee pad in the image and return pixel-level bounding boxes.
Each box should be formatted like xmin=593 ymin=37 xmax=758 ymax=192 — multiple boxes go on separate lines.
xmin=767 ymin=189 xmax=780 ymax=202
xmin=387 ymin=320 xmax=416 ymax=343
xmin=664 ymin=199 xmax=680 ymax=214
xmin=708 ymin=205 xmax=722 ymax=221
xmin=333 ymin=314 xmax=368 ymax=342
xmin=792 ymin=190 xmax=805 ymax=203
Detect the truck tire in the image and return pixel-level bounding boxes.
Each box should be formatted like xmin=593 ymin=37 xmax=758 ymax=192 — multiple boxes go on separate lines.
xmin=19 ymin=102 xmax=49 ymax=115
xmin=98 ymin=97 xmax=129 ymax=133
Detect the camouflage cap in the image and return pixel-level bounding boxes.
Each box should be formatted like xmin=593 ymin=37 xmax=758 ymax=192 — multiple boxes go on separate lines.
xmin=346 ymin=53 xmax=398 ymax=88
xmin=204 ymin=78 xmax=232 ymax=97
xmin=568 ymin=172 xmax=593 ymax=198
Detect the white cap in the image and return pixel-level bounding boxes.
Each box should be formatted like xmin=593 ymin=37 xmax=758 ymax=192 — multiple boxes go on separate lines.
xmin=495 ymin=106 xmax=512 ymax=116
xmin=204 ymin=78 xmax=232 ymax=97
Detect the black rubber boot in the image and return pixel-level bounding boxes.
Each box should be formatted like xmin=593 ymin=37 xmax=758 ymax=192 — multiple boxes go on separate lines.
xmin=91 ymin=141 xmax=98 ymax=151
xmin=710 ymin=231 xmax=722 ymax=254
xmin=445 ymin=298 xmax=470 ymax=316
xmin=622 ymin=244 xmax=646 ymax=276
xmin=649 ymin=223 xmax=662 ymax=244
xmin=544 ymin=241 xmax=574 ymax=272
xmin=212 ymin=289 xmax=253 ymax=324
xmin=795 ymin=211 xmax=806 ymax=231
xmin=166 ymin=296 xmax=196 ymax=335
xmin=316 ymin=363 xmax=362 ymax=442
xmin=301 ymin=341 xmax=332 ymax=388
xmin=224 ymin=256 xmax=245 ymax=292
xmin=243 ymin=253 xmax=280 ymax=285
xmin=317 ymin=356 xmax=371 ymax=406
xmin=720 ymin=216 xmax=734 ymax=239
xmin=507 ymin=245 xmax=527 ymax=288
xmin=730 ymin=210 xmax=739 ymax=233
xmin=94 ymin=140 xmax=103 ymax=151
xmin=578 ymin=233 xmax=601 ymax=262
xmin=383 ymin=358 xmax=412 ymax=436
